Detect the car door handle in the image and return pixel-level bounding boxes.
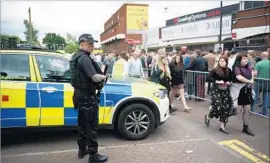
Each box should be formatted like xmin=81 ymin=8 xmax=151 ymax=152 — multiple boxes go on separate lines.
xmin=40 ymin=87 xmax=58 ymax=93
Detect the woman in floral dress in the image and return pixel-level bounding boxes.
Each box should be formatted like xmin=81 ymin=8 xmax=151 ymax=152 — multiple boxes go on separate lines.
xmin=204 ymin=56 xmax=233 ymax=134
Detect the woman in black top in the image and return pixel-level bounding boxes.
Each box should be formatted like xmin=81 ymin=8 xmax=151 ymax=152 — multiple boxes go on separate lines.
xmin=169 ymin=55 xmax=190 ymax=112
xmin=204 ymin=56 xmax=233 ymax=134
xmin=231 ymin=53 xmax=255 ymax=136
xmin=150 ymin=55 xmax=172 ymax=110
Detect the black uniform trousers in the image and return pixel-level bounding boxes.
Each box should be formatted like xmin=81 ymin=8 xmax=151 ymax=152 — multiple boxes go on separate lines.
xmin=73 ymin=89 xmax=99 ymax=155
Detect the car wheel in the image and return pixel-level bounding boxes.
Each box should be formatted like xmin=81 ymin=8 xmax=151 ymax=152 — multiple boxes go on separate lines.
xmin=117 ymin=103 xmax=155 ymax=140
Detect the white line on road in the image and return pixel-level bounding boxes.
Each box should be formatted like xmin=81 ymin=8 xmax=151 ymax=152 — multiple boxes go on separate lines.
xmin=2 ymin=138 xmax=208 ymax=158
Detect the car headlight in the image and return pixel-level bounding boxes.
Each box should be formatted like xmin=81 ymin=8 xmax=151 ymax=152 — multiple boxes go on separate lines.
xmin=153 ymin=89 xmax=167 ymax=99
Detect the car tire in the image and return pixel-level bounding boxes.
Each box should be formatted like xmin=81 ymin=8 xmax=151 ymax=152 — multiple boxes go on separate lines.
xmin=117 ymin=103 xmax=155 ymax=140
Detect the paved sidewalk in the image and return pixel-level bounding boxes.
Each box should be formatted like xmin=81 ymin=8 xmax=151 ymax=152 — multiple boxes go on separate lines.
xmin=1 ymin=139 xmax=246 ymax=163
xmin=1 ymin=100 xmax=268 ymax=163
xmin=171 ymin=99 xmax=269 ymax=163
xmin=176 ymin=100 xmax=270 ymax=155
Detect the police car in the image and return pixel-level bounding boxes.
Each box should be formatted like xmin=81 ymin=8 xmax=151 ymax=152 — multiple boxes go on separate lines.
xmin=0 ymin=49 xmax=170 ymax=140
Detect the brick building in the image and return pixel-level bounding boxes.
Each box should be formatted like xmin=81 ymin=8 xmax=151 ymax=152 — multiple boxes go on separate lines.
xmin=100 ymin=3 xmax=148 ymax=53
xmin=232 ymin=2 xmax=270 ymax=51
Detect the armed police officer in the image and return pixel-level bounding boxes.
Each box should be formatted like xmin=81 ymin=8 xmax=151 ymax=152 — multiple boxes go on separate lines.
xmin=70 ymin=34 xmax=108 ymax=163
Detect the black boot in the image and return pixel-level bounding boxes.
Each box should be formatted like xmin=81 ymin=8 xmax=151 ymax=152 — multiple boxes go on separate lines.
xmin=169 ymin=105 xmax=177 ymax=113
xmin=242 ymin=125 xmax=255 ymax=136
xmin=89 ymin=153 xmax=108 ymax=163
xmin=78 ymin=147 xmax=88 ymax=159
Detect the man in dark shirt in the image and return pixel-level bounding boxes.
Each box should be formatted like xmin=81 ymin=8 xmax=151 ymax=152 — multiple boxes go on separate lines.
xmin=187 ymin=50 xmax=208 ymax=100
xmin=146 ymin=52 xmax=153 ymax=78
xmin=102 ymin=52 xmax=115 ymax=75
xmin=187 ymin=50 xmax=208 ymax=72
xmin=140 ymin=49 xmax=147 ymax=69
xmin=70 ymin=34 xmax=108 ymax=163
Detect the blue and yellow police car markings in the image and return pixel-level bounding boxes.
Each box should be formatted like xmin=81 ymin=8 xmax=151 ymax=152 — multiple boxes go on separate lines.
xmin=1 ymin=82 xmax=27 ymax=108
xmin=62 ymin=85 xmax=109 ymax=125
xmin=1 ymin=109 xmax=26 ymax=128
xmin=26 ymin=83 xmax=40 ymax=127
xmin=1 ymin=81 xmax=28 ymax=127
xmin=219 ymin=139 xmax=270 ymax=163
xmin=63 ymin=84 xmax=74 ymax=108
xmin=63 ymin=108 xmax=77 ymax=125
xmin=101 ymin=84 xmax=132 ymax=124
xmin=38 ymin=83 xmax=64 ymax=126
xmin=25 ymin=107 xmax=40 ymax=127
xmin=32 ymin=55 xmax=42 ymax=82
xmin=108 ymin=78 xmax=132 ymax=85
xmin=131 ymin=83 xmax=160 ymax=105
xmin=29 ymin=55 xmax=37 ymax=82
xmin=40 ymin=107 xmax=64 ymax=126
xmin=103 ymin=84 xmax=132 ymax=95
xmin=63 ymin=83 xmax=77 ymax=125
xmin=26 ymin=83 xmax=40 ymax=107
xmin=39 ymin=83 xmax=64 ymax=107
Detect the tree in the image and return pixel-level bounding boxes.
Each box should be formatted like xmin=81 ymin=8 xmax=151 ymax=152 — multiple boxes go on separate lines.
xmin=23 ymin=20 xmax=39 ymax=45
xmin=42 ymin=33 xmax=66 ymax=50
xmin=64 ymin=43 xmax=79 ymax=54
xmin=64 ymin=33 xmax=78 ymax=54
xmin=66 ymin=33 xmax=77 ymax=43
xmin=0 ymin=34 xmax=22 ymax=49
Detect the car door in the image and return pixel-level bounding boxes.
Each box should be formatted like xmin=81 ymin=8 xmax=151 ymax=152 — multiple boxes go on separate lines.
xmin=33 ymin=54 xmax=105 ymax=126
xmin=1 ymin=53 xmax=40 ymax=128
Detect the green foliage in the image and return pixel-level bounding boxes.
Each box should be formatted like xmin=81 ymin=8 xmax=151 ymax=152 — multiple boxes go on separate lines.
xmin=64 ymin=43 xmax=79 ymax=54
xmin=43 ymin=33 xmax=66 ymax=50
xmin=0 ymin=34 xmax=22 ymax=49
xmin=23 ymin=20 xmax=39 ymax=45
xmin=64 ymin=33 xmax=78 ymax=54
xmin=66 ymin=33 xmax=77 ymax=43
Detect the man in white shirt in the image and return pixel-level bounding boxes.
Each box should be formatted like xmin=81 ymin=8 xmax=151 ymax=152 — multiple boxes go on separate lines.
xmin=94 ymin=53 xmax=102 ymax=62
xmin=128 ymin=49 xmax=144 ymax=78
xmin=228 ymin=49 xmax=239 ymax=70
xmin=112 ymin=51 xmax=129 ymax=77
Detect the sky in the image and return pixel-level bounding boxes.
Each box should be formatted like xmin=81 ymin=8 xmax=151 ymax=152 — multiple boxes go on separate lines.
xmin=1 ymin=1 xmax=238 ymax=47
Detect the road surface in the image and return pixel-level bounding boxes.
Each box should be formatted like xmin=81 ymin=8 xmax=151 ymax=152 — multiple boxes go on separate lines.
xmin=1 ymin=100 xmax=269 ymax=163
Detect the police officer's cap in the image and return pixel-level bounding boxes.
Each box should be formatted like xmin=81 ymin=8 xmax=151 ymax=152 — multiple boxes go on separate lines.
xmin=78 ymin=34 xmax=98 ymax=44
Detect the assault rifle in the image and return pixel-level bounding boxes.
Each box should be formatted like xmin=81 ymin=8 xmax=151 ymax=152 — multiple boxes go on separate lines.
xmin=91 ymin=59 xmax=108 ymax=104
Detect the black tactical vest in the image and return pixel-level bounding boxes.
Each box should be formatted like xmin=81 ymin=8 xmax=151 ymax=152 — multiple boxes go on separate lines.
xmin=70 ymin=51 xmax=92 ymax=90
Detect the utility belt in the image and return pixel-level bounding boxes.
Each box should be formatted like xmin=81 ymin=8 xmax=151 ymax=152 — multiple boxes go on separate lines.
xmin=73 ymin=88 xmax=99 ymax=115
xmin=74 ymin=88 xmax=96 ymax=96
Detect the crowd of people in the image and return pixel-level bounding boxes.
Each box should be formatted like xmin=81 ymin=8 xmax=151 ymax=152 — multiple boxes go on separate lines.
xmin=92 ymin=47 xmax=269 ymax=135
xmin=69 ymin=33 xmax=269 ymax=163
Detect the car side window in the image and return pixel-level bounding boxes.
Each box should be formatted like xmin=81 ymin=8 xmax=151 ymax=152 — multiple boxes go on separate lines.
xmin=0 ymin=54 xmax=31 ymax=81
xmin=35 ymin=55 xmax=71 ymax=83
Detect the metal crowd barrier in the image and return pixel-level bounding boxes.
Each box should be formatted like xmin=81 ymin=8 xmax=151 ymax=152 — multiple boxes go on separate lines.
xmin=183 ymin=70 xmax=269 ymax=118
xmin=184 ymin=70 xmax=210 ymax=101
xmin=99 ymin=62 xmax=269 ymax=118
xmin=252 ymin=77 xmax=270 ymax=117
